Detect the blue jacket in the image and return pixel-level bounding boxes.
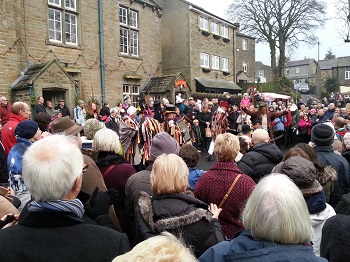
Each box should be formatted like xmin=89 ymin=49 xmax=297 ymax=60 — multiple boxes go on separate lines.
xmin=273 ymin=117 xmax=285 ymax=131
xmin=199 ymin=230 xmax=327 ymax=262
xmin=188 ymin=167 xmax=203 ymax=190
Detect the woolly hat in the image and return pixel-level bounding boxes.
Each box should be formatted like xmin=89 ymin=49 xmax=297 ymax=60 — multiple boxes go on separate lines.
xmin=277 ymin=156 xmax=323 ymax=195
xmin=52 ymin=116 xmax=84 ymax=136
xmin=83 ymin=118 xmax=105 ymax=140
xmin=15 ymin=120 xmax=38 ymax=139
xmin=220 ymin=101 xmax=228 ymax=108
xmin=343 ymin=132 xmax=350 ymax=149
xmin=150 ymin=132 xmax=180 ymax=161
xmin=310 ymin=108 xmax=316 ymax=114
xmin=311 ymin=124 xmax=334 ymax=146
xmin=127 ymin=106 xmax=137 ymax=116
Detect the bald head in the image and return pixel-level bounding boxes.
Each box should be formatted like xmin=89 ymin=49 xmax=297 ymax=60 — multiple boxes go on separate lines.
xmin=252 ymin=129 xmax=270 ymax=144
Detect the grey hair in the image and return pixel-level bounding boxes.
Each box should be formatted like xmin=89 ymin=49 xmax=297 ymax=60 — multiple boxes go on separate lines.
xmin=110 ymin=107 xmax=118 ymax=114
xmin=78 ymin=100 xmax=85 ymax=105
xmin=92 ymin=128 xmax=120 ymax=154
xmin=242 ymin=173 xmax=312 ymax=244
xmin=22 ymin=135 xmax=83 ymax=201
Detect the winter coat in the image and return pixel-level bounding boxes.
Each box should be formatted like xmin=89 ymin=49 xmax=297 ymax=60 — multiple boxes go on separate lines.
xmin=188 ymin=167 xmax=204 ymax=190
xmin=314 ymin=146 xmax=350 ymax=207
xmin=194 ymin=162 xmax=255 ymax=239
xmin=199 ymin=230 xmax=327 ymax=262
xmin=273 ymin=117 xmax=285 ymax=131
xmin=74 ymin=106 xmax=86 ymax=126
xmin=198 ymin=111 xmax=212 ymax=133
xmin=298 ymin=119 xmax=312 ymax=135
xmin=0 ymin=209 xmax=130 ymax=261
xmin=321 ymin=214 xmax=350 ymax=261
xmin=237 ymin=143 xmax=283 ymax=183
xmin=105 ymin=116 xmax=119 ymax=135
xmin=1 ymin=113 xmax=27 ymax=155
xmin=312 ymin=115 xmax=329 ymax=126
xmin=54 ymin=105 xmax=70 ymax=117
xmin=136 ymin=191 xmax=224 ymax=258
xmin=0 ymin=103 xmax=12 ymax=126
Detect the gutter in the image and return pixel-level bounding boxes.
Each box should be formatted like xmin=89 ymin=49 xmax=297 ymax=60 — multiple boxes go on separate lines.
xmin=98 ymin=0 xmax=105 ymax=103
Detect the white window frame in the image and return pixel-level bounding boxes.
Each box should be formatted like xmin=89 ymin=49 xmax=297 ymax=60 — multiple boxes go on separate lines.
xmin=48 ymin=1 xmax=78 ymax=45
xmin=130 ymin=10 xmax=138 ymax=28
xmin=346 ymin=69 xmax=350 ymax=79
xmin=296 ymin=67 xmax=300 ymax=74
xmin=123 ymin=84 xmax=140 ymax=107
xmin=259 ymin=70 xmax=264 ymax=77
xmin=221 ymin=25 xmax=228 ymax=38
xmin=243 ymin=62 xmax=248 ymax=72
xmin=130 ymin=30 xmax=138 ymax=56
xmin=119 ymin=6 xmax=128 ymax=26
xmin=119 ymin=6 xmax=139 ymax=56
xmin=200 ymin=16 xmax=209 ymax=31
xmin=200 ymin=53 xmax=210 ymax=68
xmin=211 ymin=21 xmax=219 ymax=35
xmin=242 ymin=39 xmax=248 ymax=50
xmin=222 ymin=57 xmax=229 ymax=71
xmin=212 ymin=55 xmax=220 ymax=70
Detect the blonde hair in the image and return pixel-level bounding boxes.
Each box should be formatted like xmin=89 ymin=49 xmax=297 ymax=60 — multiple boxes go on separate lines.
xmin=112 ymin=232 xmax=196 ymax=262
xmin=214 ymin=133 xmax=240 ymax=162
xmin=92 ymin=128 xmax=120 ymax=154
xmin=242 ymin=173 xmax=312 ymax=245
xmin=151 ymin=154 xmax=189 ymax=195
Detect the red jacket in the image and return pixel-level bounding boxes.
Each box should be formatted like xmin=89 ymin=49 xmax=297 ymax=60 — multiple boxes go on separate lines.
xmin=284 ymin=110 xmax=292 ymax=127
xmin=194 ymin=162 xmax=255 ymax=239
xmin=0 ymin=104 xmax=12 ymax=126
xmin=1 ymin=114 xmax=26 ymax=155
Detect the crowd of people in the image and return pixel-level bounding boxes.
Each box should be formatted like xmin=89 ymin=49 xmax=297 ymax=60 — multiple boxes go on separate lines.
xmin=0 ymin=92 xmax=350 ymax=261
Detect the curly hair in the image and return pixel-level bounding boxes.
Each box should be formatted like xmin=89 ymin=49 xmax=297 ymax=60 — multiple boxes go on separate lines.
xmin=179 ymin=144 xmax=200 ymax=168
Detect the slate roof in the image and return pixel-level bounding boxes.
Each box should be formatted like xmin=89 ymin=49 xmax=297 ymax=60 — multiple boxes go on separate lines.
xmin=134 ymin=0 xmax=161 ymax=9
xmin=194 ymin=77 xmax=242 ymax=91
xmin=319 ymin=56 xmax=350 ymax=70
xmin=285 ymin=59 xmax=316 ymax=67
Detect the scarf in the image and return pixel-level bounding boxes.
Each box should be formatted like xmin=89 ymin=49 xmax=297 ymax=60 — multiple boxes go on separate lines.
xmin=305 ymin=191 xmax=327 ymax=214
xmin=28 ymin=199 xmax=84 ymax=218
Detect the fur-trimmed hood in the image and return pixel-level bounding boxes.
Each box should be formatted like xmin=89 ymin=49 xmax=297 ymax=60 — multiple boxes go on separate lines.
xmin=138 ymin=191 xmax=212 ymax=233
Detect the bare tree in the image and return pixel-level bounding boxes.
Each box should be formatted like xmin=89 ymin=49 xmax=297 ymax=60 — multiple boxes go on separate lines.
xmin=333 ymin=0 xmax=350 ymax=42
xmin=227 ymin=0 xmax=327 ymax=80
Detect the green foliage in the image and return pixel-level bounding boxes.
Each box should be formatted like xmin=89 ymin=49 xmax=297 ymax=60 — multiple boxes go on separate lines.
xmin=324 ymin=48 xmax=336 ymax=60
xmin=324 ymin=78 xmax=340 ymax=93
xmin=88 ymin=95 xmax=102 ymax=108
xmin=30 ymin=95 xmax=37 ymax=108
xmin=321 ymin=91 xmax=329 ymax=99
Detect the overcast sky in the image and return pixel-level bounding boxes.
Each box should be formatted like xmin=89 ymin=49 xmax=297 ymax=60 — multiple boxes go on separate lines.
xmin=187 ymin=0 xmax=349 ymax=65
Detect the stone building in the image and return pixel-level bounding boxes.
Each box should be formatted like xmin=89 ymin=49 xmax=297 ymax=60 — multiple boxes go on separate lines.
xmin=318 ymin=57 xmax=350 ymax=92
xmin=154 ymin=0 xmax=242 ymax=97
xmin=284 ymin=59 xmax=317 ymax=86
xmin=235 ymin=32 xmax=256 ymax=83
xmin=255 ymin=61 xmax=273 ymax=83
xmin=0 ymin=0 xmax=162 ymax=112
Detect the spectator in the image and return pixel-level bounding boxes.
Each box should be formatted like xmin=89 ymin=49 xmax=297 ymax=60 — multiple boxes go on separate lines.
xmin=82 ymin=118 xmax=105 ymax=149
xmin=45 ymin=101 xmax=55 ymax=117
xmin=74 ymin=100 xmax=86 ymax=126
xmin=240 ymin=93 xmax=250 ymax=109
xmin=1 ymin=102 xmax=31 ymax=155
xmin=199 ymin=174 xmax=326 ymax=262
xmin=198 ymin=104 xmax=212 ymax=152
xmin=86 ymin=102 xmax=99 ymax=120
xmin=34 ymin=112 xmax=52 ymax=133
xmin=237 ymin=129 xmax=283 ymax=183
xmin=7 ymin=120 xmax=42 ymax=211
xmin=273 ymin=156 xmax=336 ymax=256
xmin=312 ymin=109 xmax=328 ymax=126
xmin=195 ymin=133 xmax=255 ymax=239
xmin=100 ymin=102 xmax=110 ymax=121
xmin=0 ymin=96 xmax=12 ymax=126
xmin=35 ymin=96 xmax=46 ymax=114
xmin=113 ymin=232 xmax=196 ymax=262
xmin=105 ymin=107 xmax=120 ymax=135
xmin=324 ymin=103 xmax=336 ymax=120
xmin=136 ymin=153 xmax=223 ymax=258
xmin=0 ymin=135 xmax=130 ymax=260
xmin=54 ymin=99 xmax=70 ymax=117
xmin=311 ymin=124 xmax=350 ymax=207
xmin=298 ymin=114 xmax=312 ymax=144
xmin=179 ymin=144 xmax=203 ymax=190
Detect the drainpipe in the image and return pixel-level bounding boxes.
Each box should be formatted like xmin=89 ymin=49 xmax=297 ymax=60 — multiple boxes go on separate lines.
xmin=29 ymin=84 xmax=35 ymax=119
xmin=98 ymin=0 xmax=105 ymax=104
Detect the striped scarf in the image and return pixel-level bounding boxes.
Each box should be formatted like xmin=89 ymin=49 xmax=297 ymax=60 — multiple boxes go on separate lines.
xmin=28 ymin=199 xmax=84 ymax=218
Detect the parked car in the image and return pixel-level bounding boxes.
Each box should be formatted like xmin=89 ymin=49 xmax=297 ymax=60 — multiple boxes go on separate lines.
xmin=294 ymin=83 xmax=309 ymax=93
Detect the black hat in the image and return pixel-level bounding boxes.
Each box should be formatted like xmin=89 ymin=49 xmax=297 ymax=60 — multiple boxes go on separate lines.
xmin=311 ymin=124 xmax=334 ymax=146
xmin=163 ymin=106 xmax=176 ymax=115
xmin=253 ymin=119 xmax=262 ymax=125
xmin=241 ymin=124 xmax=251 ymax=134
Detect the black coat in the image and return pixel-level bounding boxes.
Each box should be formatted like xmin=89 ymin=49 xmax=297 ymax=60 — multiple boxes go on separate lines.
xmin=54 ymin=105 xmax=71 ymax=117
xmin=0 ymin=210 xmax=130 ymax=261
xmin=237 ymin=143 xmax=283 ymax=183
xmin=105 ymin=117 xmax=119 ymax=135
xmin=136 ymin=192 xmax=224 ymax=258
xmin=198 ymin=111 xmax=212 ymax=133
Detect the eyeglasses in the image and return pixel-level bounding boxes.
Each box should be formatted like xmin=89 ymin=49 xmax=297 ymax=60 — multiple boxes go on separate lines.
xmin=82 ymin=163 xmax=89 ymax=174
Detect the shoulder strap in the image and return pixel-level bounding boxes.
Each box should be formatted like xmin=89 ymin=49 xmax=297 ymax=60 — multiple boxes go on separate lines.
xmin=102 ymin=165 xmax=116 ymax=178
xmin=218 ymin=174 xmax=242 ymax=208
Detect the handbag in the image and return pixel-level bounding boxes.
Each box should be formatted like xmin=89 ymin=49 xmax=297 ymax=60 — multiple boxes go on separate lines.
xmin=218 ymin=174 xmax=242 ymax=208
xmin=205 ymin=123 xmax=212 ymax=137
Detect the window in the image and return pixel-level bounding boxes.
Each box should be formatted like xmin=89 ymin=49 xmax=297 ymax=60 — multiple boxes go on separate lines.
xmin=222 ymin=57 xmax=229 ymax=71
xmin=200 ymin=16 xmax=209 ymax=31
xmin=286 ymin=68 xmax=289 ymax=74
xmin=296 ymin=67 xmax=300 ymax=74
xmin=221 ymin=25 xmax=228 ymax=38
xmin=259 ymin=70 xmax=264 ymax=77
xmin=48 ymin=0 xmax=78 ymax=45
xmin=345 ymin=69 xmax=350 ymax=79
xmin=242 ymin=39 xmax=248 ymax=50
xmin=243 ymin=62 xmax=248 ymax=72
xmin=119 ymin=6 xmax=139 ymax=56
xmin=212 ymin=55 xmax=220 ymax=70
xmin=123 ymin=84 xmax=140 ymax=107
xmin=211 ymin=21 xmax=219 ymax=35
xmin=200 ymin=53 xmax=210 ymax=68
